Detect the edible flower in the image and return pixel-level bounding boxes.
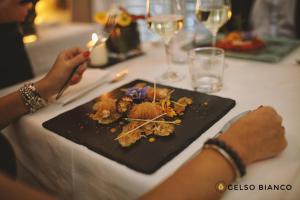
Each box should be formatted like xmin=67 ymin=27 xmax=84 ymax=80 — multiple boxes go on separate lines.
xmin=126 ymin=86 xmax=149 ymax=103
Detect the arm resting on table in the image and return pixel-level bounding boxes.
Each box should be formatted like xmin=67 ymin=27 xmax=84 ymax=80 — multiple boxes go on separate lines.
xmin=140 ymin=148 xmax=235 ymax=200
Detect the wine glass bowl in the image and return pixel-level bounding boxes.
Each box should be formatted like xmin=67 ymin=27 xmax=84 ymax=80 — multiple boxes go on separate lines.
xmin=146 ymin=0 xmax=185 ymax=82
xmin=195 ymin=0 xmax=232 ymax=46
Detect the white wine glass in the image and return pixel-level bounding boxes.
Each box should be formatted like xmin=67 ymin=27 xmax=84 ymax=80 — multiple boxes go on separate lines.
xmin=195 ymin=0 xmax=232 ymax=46
xmin=146 ymin=0 xmax=184 ymax=82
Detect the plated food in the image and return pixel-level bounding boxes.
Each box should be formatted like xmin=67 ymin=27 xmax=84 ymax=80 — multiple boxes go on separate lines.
xmin=43 ymin=79 xmax=236 ymax=173
xmin=89 ymin=82 xmax=193 ymax=147
xmin=216 ymin=32 xmax=265 ymax=51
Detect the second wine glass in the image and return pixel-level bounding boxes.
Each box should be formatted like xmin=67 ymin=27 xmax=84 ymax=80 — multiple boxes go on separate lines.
xmin=146 ymin=0 xmax=184 ymax=83
xmin=195 ymin=0 xmax=232 ymax=46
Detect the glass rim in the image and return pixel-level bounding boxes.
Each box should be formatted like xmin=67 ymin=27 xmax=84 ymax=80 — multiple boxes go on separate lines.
xmin=188 ymin=47 xmax=225 ymax=55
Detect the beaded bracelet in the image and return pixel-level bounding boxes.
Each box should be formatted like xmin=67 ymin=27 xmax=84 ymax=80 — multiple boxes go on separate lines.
xmin=19 ymin=83 xmax=47 ymax=113
xmin=204 ymin=138 xmax=246 ymax=179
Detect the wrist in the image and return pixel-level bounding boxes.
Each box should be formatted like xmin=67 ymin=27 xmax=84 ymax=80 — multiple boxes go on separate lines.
xmin=35 ymin=79 xmax=54 ymax=100
xmin=201 ymin=148 xmax=236 ymax=181
xmin=218 ymin=133 xmax=252 ymax=166
xmin=19 ymin=83 xmax=47 ymax=114
xmin=204 ymin=138 xmax=246 ymax=179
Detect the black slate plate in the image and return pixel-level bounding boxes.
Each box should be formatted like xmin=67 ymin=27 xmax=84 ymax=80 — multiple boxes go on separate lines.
xmin=43 ymin=80 xmax=236 ymax=174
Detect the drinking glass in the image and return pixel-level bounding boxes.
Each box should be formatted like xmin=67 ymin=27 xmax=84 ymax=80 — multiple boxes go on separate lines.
xmin=195 ymin=0 xmax=232 ymax=46
xmin=188 ymin=47 xmax=224 ymax=93
xmin=146 ymin=0 xmax=185 ymax=82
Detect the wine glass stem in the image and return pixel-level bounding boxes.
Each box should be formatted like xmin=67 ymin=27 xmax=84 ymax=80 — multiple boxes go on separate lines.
xmin=164 ymin=41 xmax=171 ymax=66
xmin=212 ymin=32 xmax=217 ymax=47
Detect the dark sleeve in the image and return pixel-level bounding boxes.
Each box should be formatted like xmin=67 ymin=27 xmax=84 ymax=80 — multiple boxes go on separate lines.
xmin=0 ymin=23 xmax=34 ymax=89
xmin=295 ymin=0 xmax=300 ymax=38
xmin=221 ymin=0 xmax=255 ymax=33
xmin=0 ymin=133 xmax=17 ymax=179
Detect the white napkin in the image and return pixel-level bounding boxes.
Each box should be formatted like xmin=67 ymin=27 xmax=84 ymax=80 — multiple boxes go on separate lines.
xmin=55 ymin=68 xmax=109 ymax=105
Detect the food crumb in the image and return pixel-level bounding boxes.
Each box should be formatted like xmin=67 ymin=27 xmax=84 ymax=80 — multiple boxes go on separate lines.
xmin=148 ymin=137 xmax=156 ymax=143
xmin=110 ymin=128 xmax=117 ymax=133
xmin=202 ymin=102 xmax=209 ymax=107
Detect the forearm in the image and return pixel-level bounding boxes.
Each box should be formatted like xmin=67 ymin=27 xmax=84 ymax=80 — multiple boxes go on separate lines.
xmin=0 ymin=48 xmax=89 ymax=130
xmin=140 ymin=148 xmax=235 ymax=200
xmin=0 ymin=91 xmax=29 ymax=130
xmin=0 ymin=174 xmax=56 ymax=200
xmin=141 ymin=106 xmax=287 ymax=200
xmin=0 ymin=80 xmax=50 ymax=130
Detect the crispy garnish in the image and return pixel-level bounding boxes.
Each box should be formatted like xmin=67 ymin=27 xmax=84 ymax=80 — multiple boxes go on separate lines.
xmin=118 ymin=122 xmax=142 ymax=147
xmin=161 ymin=100 xmax=177 ymax=117
xmin=129 ymin=102 xmax=163 ymax=119
xmin=115 ymin=113 xmax=167 ymax=141
xmin=110 ymin=127 xmax=117 ymax=133
xmin=174 ymin=97 xmax=193 ymax=115
xmin=178 ymin=97 xmax=193 ymax=105
xmin=154 ymin=123 xmax=175 ymax=136
xmin=143 ymin=122 xmax=156 ymax=135
xmin=147 ymin=87 xmax=171 ymax=101
xmin=90 ymin=98 xmax=121 ymax=124
xmin=116 ymin=96 xmax=133 ymax=114
xmin=134 ymin=83 xmax=147 ymax=88
xmin=90 ymin=82 xmax=192 ymax=147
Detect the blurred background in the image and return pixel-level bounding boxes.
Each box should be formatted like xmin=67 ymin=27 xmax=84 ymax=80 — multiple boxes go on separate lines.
xmin=19 ymin=0 xmax=208 ymax=77
xmin=1 ymin=0 xmax=299 ymax=89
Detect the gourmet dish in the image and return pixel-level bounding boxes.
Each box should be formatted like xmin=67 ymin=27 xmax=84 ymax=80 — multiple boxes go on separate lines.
xmin=90 ymin=82 xmax=193 ymax=147
xmin=216 ymin=32 xmax=265 ymax=51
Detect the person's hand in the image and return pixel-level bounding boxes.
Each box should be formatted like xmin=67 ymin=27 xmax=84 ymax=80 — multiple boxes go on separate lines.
xmin=35 ymin=48 xmax=90 ymax=100
xmin=219 ymin=106 xmax=287 ymax=166
xmin=0 ymin=0 xmax=33 ymax=23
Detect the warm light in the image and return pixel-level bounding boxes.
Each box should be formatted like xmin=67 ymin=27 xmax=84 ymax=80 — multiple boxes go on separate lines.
xmin=23 ymin=34 xmax=38 ymax=44
xmin=228 ymin=9 xmax=232 ymax=20
xmin=92 ymin=33 xmax=98 ymax=42
xmin=34 ymin=0 xmax=71 ymax=25
xmin=34 ymin=0 xmax=51 ymax=25
xmin=35 ymin=0 xmax=46 ymax=13
xmin=86 ymin=33 xmax=99 ymax=49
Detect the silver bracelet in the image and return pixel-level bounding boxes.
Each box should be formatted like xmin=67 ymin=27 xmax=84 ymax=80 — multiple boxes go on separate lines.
xmin=19 ymin=83 xmax=47 ymax=114
xmin=203 ymin=144 xmax=242 ymax=179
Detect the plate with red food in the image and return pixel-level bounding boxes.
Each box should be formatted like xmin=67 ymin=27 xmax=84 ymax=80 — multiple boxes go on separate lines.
xmin=216 ymin=32 xmax=265 ymax=52
xmin=183 ymin=32 xmax=300 ymax=63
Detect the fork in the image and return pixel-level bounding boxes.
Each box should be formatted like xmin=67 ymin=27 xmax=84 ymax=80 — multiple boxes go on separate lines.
xmin=56 ymin=14 xmax=117 ymax=100
xmin=91 ymin=14 xmax=117 ymax=50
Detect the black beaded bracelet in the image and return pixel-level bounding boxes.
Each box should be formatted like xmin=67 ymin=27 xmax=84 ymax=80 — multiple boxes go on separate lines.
xmin=204 ymin=138 xmax=246 ymax=178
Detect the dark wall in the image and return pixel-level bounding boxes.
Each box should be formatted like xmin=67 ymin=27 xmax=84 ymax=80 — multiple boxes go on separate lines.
xmin=221 ymin=0 xmax=255 ymax=32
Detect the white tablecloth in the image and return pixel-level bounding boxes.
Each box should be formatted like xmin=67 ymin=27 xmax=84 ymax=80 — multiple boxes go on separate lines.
xmin=2 ymin=43 xmax=300 ymax=200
